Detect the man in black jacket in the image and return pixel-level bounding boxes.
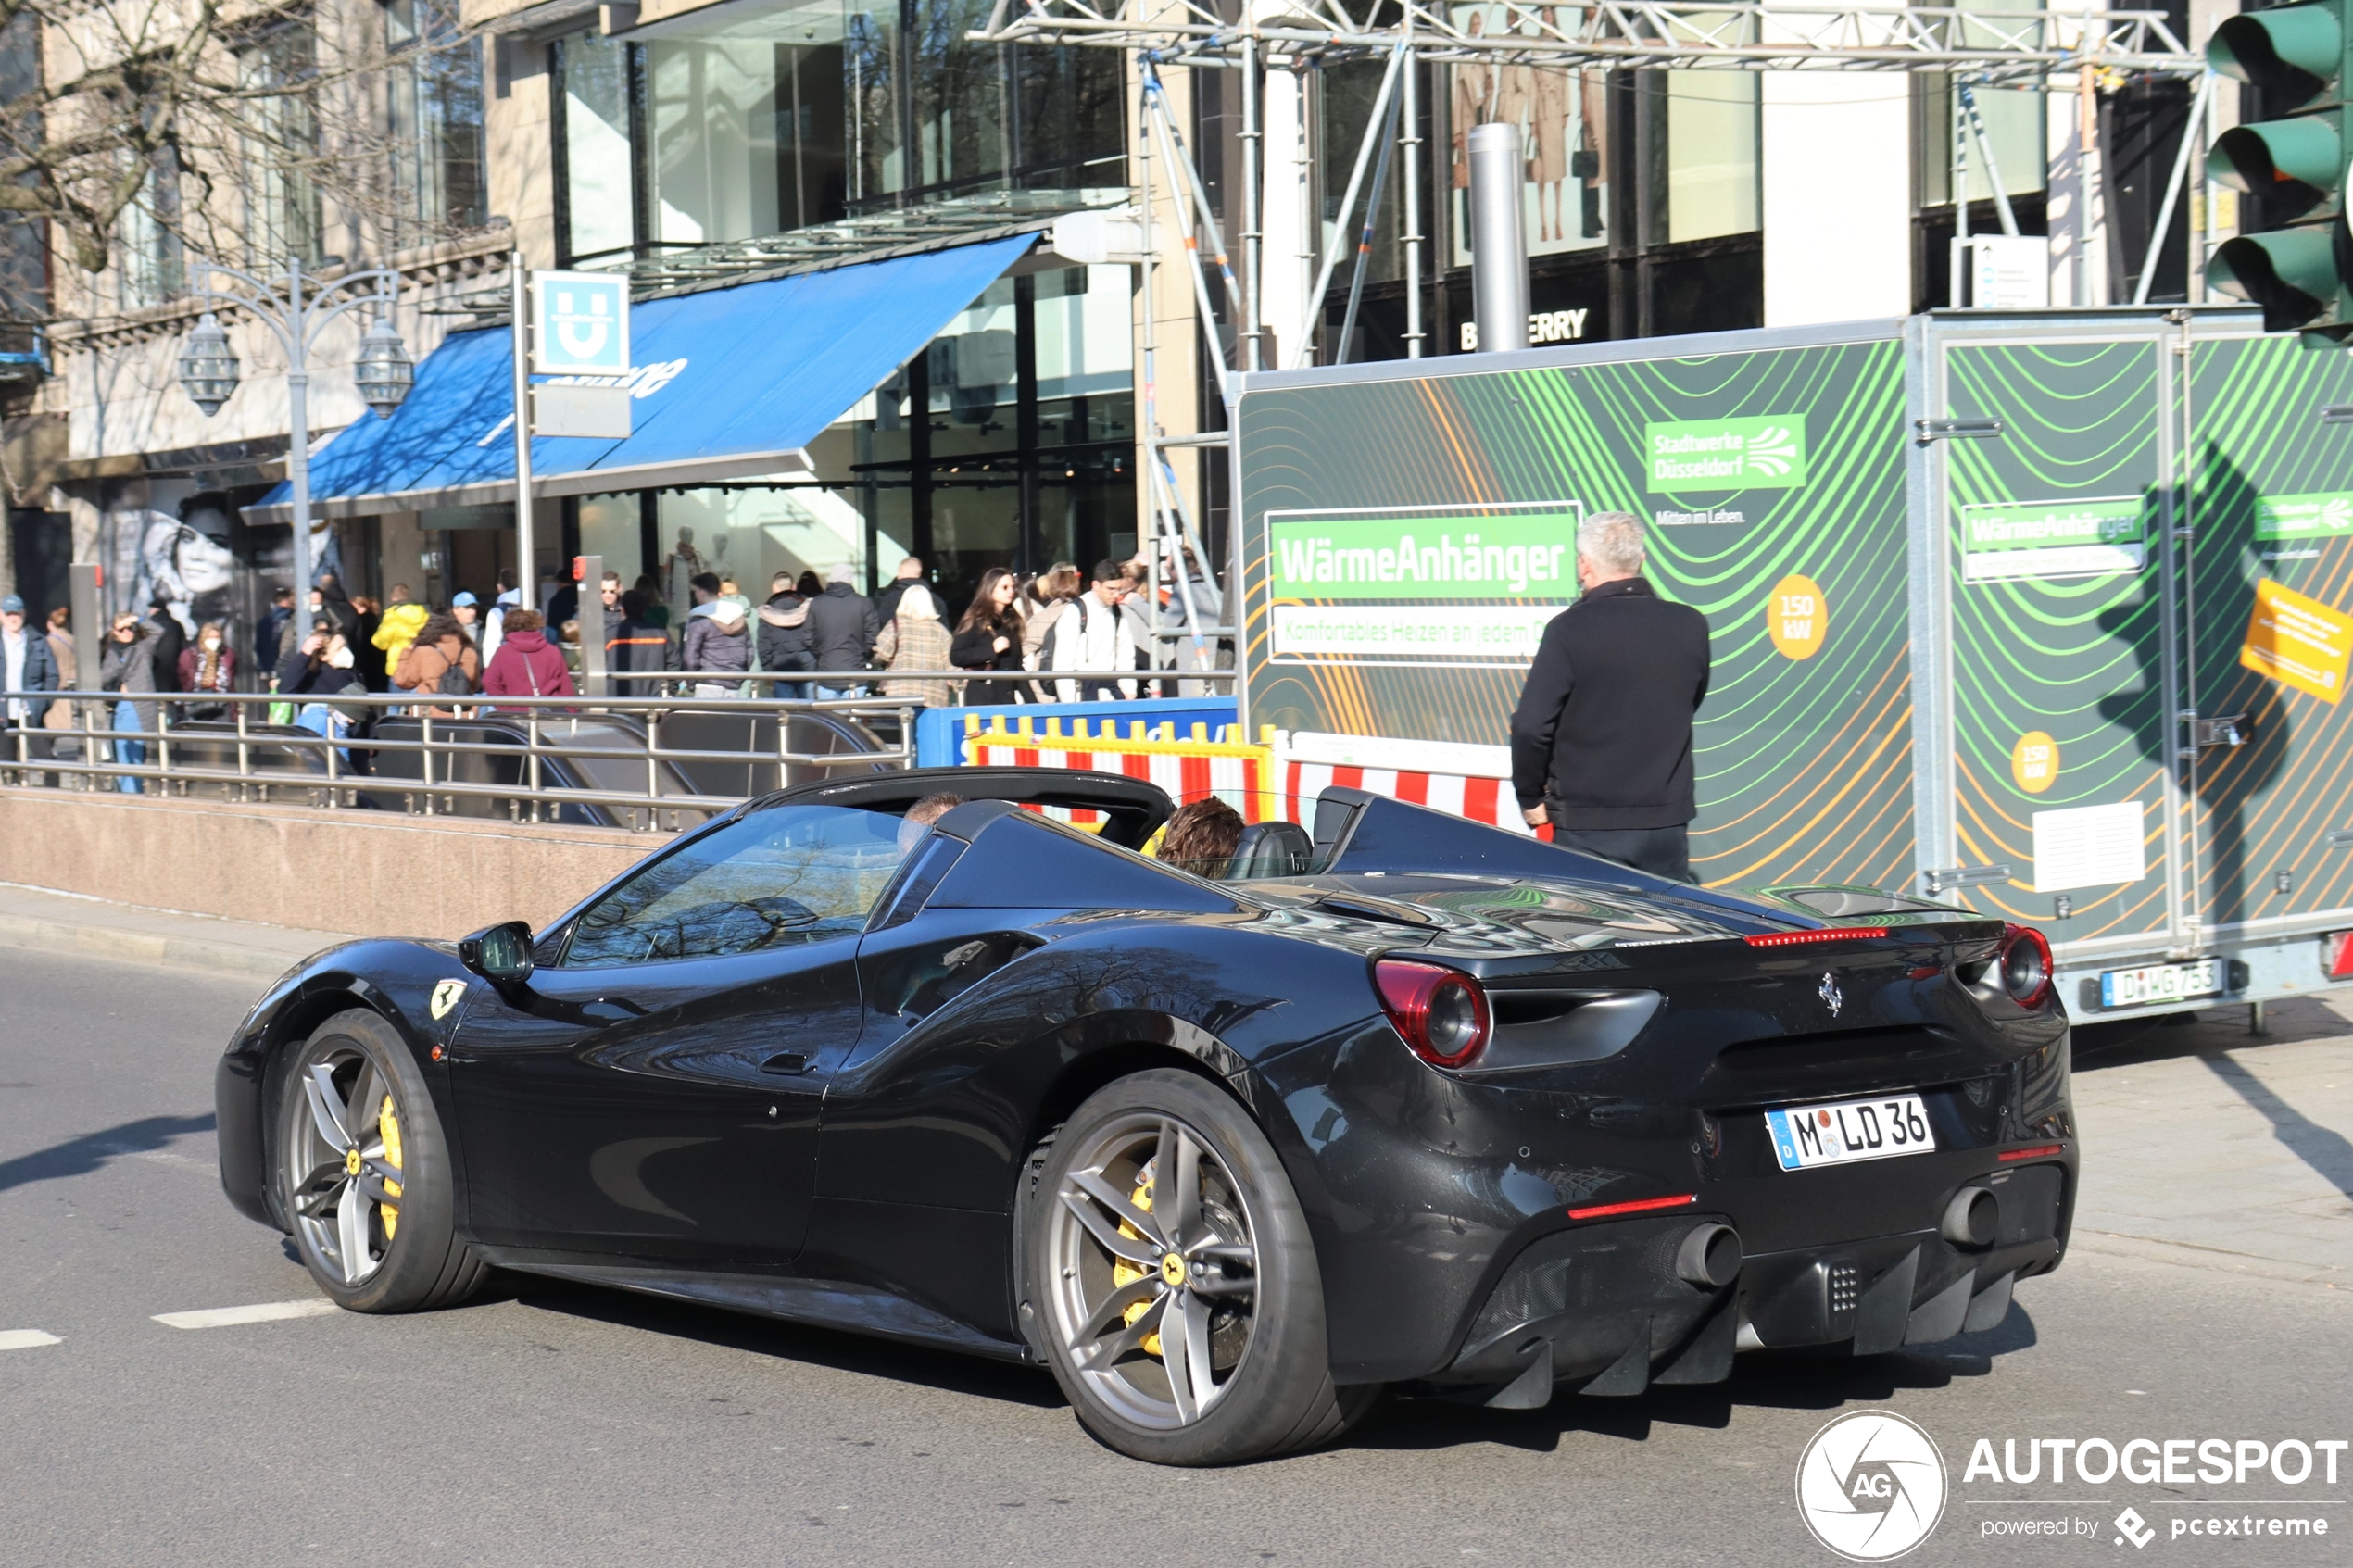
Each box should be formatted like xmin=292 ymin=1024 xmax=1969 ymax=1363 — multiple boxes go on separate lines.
xmin=1509 ymin=512 xmax=1710 ymax=881
xmin=805 ymin=564 xmax=880 ymax=698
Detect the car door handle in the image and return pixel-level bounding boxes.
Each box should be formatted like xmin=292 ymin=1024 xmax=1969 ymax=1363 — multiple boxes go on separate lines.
xmin=761 ymin=1052 xmax=811 ymax=1074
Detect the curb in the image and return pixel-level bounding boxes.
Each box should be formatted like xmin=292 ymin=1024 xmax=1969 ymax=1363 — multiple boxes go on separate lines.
xmin=0 ymin=911 xmax=321 ymax=985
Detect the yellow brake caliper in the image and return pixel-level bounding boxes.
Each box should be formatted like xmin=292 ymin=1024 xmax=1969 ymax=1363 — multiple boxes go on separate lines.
xmin=375 ymin=1094 xmax=405 ymax=1240
xmin=1110 ymin=1163 xmax=1163 ymax=1360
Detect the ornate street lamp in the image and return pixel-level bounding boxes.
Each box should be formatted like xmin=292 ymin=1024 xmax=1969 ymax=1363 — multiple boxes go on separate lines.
xmin=176 ymin=313 xmax=241 ymax=415
xmin=173 ymin=259 xmax=410 ymax=593
xmin=353 ymin=318 xmax=415 ymax=417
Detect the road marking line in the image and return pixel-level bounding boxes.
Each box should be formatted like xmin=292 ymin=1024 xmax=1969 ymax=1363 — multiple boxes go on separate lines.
xmin=0 ymin=1329 xmax=63 ymax=1351
xmin=152 ymin=1299 xmax=340 ymax=1330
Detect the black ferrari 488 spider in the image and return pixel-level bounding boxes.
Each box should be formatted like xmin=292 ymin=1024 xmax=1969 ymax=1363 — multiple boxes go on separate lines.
xmin=216 ymin=767 xmax=2073 ymax=1465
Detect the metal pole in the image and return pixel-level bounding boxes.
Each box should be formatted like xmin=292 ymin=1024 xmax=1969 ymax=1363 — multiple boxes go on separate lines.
xmin=2133 ymin=71 xmax=2215 ymax=307
xmin=510 ymin=252 xmax=537 ymax=611
xmin=1293 ymin=41 xmax=1409 ymax=369
xmin=579 ymin=552 xmax=608 ymax=698
xmin=1402 ymin=39 xmax=1425 ymax=359
xmin=285 ymin=257 xmax=314 ymax=599
xmin=1468 ymin=122 xmax=1529 ymax=353
xmin=1240 ymin=35 xmax=1264 ymax=372
xmin=1337 ymin=82 xmax=1403 ymax=366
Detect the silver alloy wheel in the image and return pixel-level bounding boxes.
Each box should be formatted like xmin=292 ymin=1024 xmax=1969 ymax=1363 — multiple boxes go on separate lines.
xmin=287 ymin=1051 xmax=404 ymax=1287
xmin=1046 ymin=1112 xmax=1260 ymax=1429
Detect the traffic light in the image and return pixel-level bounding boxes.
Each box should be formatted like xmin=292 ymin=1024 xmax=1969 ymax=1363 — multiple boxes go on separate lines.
xmin=2206 ymin=1 xmax=2353 ymax=339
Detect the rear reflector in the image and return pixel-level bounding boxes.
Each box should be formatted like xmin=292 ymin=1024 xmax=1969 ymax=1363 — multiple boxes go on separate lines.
xmin=2327 ymin=931 xmax=2353 ymax=980
xmin=1567 ymin=1193 xmax=1698 ymax=1221
xmin=1744 ymin=927 xmax=1887 ymax=948
xmin=1997 ymin=1143 xmax=2066 ymax=1163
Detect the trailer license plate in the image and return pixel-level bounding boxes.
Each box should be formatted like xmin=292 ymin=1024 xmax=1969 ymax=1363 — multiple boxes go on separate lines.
xmin=1765 ymin=1095 xmax=1936 ymax=1172
xmin=2098 ymin=960 xmax=2221 ymax=1010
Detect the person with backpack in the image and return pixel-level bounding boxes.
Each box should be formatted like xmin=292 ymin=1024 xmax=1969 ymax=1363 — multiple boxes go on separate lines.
xmin=1041 ymin=558 xmax=1145 ymax=701
xmin=391 ymin=612 xmax=481 ymax=716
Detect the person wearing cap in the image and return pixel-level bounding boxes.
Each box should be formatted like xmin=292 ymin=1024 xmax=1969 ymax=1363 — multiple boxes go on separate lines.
xmin=806 ymin=562 xmax=879 ymax=700
xmin=449 ymin=589 xmax=483 ymax=635
xmin=2 ymin=593 xmax=60 ymax=773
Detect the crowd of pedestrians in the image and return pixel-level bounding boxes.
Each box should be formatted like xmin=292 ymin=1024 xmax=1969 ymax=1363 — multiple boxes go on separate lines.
xmin=0 ymin=542 xmax=1227 ymax=793
xmin=618 ymin=548 xmax=1223 ymax=710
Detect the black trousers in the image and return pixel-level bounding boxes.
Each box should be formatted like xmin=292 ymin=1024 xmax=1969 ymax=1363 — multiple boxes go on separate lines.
xmin=1550 ymin=821 xmax=1692 ymax=883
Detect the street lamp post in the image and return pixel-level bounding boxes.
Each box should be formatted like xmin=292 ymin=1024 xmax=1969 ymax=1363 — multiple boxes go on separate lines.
xmin=176 ymin=257 xmax=414 ymax=601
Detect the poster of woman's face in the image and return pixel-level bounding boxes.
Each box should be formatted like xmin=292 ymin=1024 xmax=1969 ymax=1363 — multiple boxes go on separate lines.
xmin=129 ymin=509 xmax=236 ymax=634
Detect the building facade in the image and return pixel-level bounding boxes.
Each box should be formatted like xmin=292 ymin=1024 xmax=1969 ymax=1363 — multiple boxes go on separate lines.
xmin=0 ymin=0 xmax=2234 ymax=670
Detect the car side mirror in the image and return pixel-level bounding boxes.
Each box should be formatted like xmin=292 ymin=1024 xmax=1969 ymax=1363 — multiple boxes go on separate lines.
xmin=459 ymin=920 xmax=535 ymax=987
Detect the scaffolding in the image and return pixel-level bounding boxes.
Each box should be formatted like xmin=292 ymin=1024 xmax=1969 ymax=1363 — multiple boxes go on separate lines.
xmin=975 ymin=2 xmax=2205 ymax=664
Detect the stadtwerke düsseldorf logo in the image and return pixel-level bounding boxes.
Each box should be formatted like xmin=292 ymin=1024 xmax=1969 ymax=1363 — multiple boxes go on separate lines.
xmin=1795 ymin=1410 xmax=1949 ymax=1562
xmin=1645 ymin=414 xmax=1809 ymax=492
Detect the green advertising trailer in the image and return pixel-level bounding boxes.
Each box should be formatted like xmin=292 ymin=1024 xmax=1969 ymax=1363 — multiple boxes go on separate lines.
xmin=1234 ymin=306 xmax=2353 ymax=1021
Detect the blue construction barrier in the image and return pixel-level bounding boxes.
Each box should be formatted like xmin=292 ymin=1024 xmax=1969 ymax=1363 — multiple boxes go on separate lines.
xmin=912 ymin=696 xmax=1239 ymax=768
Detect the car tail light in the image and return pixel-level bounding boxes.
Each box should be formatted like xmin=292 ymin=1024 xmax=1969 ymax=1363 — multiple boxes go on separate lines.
xmin=1374 ymin=959 xmax=1491 ymax=1069
xmin=1743 ymin=927 xmax=1886 ymax=948
xmin=1999 ymin=924 xmax=2054 ymax=1008
xmin=2327 ymin=931 xmax=2353 ymax=981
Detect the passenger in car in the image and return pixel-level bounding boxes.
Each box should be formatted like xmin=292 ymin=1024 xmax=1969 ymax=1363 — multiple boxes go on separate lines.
xmin=896 ymin=791 xmax=967 ymax=853
xmin=1156 ymin=797 xmax=1244 ymax=878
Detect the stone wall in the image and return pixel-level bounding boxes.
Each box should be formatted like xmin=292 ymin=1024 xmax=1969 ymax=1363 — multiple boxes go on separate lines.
xmin=0 ymin=791 xmax=667 ymax=939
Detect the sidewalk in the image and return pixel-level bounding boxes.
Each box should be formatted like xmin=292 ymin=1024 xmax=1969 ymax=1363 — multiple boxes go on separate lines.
xmin=0 ymin=881 xmax=351 ymax=985
xmin=2069 ymin=994 xmax=2353 ymax=1286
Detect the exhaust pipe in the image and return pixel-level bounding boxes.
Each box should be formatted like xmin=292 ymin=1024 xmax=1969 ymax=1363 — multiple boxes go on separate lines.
xmin=1677 ymin=1223 xmax=1743 ymax=1288
xmin=1467 ymin=122 xmax=1529 ymax=354
xmin=1942 ymin=1186 xmax=1999 ymax=1248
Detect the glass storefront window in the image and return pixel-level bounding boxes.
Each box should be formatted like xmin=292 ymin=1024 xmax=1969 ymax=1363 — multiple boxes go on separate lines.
xmin=1917 ymin=75 xmax=2046 ymax=207
xmin=1662 ymin=69 xmax=1758 ymax=244
xmin=656 ymin=484 xmax=907 ymax=624
xmin=577 ymin=493 xmax=643 ymax=583
xmin=1446 ymin=50 xmax=1611 ymax=265
xmin=560 ymin=31 xmax=635 ymax=261
xmin=553 ymin=0 xmax=1120 ymax=261
xmin=646 ymin=0 xmax=850 ymax=247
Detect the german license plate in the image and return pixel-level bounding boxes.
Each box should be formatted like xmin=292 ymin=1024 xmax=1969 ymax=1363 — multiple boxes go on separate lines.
xmin=1765 ymin=1094 xmax=1936 ymax=1172
xmin=2099 ymin=959 xmax=2221 ymax=1010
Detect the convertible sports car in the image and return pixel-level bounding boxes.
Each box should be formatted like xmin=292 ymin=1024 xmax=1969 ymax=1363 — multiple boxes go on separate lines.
xmin=216 ymin=768 xmax=2074 ymax=1465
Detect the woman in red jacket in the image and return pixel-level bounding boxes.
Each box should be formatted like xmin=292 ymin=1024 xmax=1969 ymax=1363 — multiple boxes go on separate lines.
xmin=479 ymin=608 xmax=577 ymax=711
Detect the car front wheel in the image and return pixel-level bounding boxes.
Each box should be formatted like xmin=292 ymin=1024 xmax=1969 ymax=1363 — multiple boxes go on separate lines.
xmin=278 ymin=1009 xmax=487 ymax=1313
xmin=1023 ymin=1067 xmax=1373 ymax=1465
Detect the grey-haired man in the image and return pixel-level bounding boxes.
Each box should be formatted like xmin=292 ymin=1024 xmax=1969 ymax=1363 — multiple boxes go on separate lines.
xmin=1509 ymin=512 xmax=1711 ymax=881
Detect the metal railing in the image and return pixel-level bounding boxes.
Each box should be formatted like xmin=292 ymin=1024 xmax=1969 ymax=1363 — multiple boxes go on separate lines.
xmin=0 ymin=668 xmax=1235 ymax=831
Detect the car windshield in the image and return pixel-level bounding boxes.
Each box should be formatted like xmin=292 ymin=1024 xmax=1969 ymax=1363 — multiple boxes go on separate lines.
xmin=564 ymin=804 xmax=908 ymax=966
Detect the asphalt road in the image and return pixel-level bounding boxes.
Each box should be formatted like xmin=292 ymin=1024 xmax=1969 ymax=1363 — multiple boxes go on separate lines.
xmin=3 ymin=948 xmax=2347 ymax=1568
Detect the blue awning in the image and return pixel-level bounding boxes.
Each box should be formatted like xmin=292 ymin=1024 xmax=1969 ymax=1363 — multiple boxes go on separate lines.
xmin=247 ymin=233 xmax=1036 ymax=521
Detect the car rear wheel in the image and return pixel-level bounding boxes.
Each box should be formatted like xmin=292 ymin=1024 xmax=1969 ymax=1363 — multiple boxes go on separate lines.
xmin=278 ymin=1009 xmax=487 ymax=1313
xmin=1024 ymin=1068 xmax=1371 ymax=1465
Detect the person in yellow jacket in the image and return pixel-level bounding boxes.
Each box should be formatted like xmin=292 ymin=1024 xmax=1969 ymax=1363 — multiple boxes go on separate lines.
xmin=371 ymin=599 xmax=431 ymax=676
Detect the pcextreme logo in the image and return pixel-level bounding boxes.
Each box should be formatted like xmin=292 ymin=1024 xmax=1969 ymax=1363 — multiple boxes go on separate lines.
xmin=1645 ymin=414 xmax=1809 ymax=493
xmin=1796 ymin=1410 xmax=1948 ymax=1562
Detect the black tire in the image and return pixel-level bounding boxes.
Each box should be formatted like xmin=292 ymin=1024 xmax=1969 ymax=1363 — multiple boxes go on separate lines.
xmin=275 ymin=1008 xmax=487 ymax=1313
xmin=1021 ymin=1067 xmax=1362 ymax=1465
